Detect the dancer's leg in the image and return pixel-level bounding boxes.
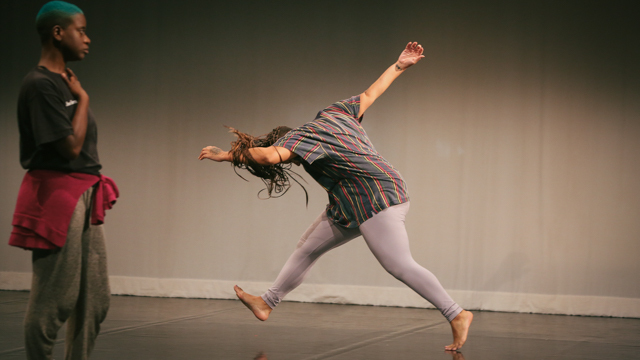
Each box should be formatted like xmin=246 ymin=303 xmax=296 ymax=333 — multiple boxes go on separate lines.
xmin=358 ymin=202 xmax=472 ymax=350
xmin=25 ymin=187 xmax=109 ymax=360
xmin=65 ymin=195 xmax=110 ymax=360
xmin=235 ymin=211 xmax=360 ymax=320
xmin=359 ymin=202 xmax=461 ymax=320
xmin=263 ymin=211 xmax=360 ymax=307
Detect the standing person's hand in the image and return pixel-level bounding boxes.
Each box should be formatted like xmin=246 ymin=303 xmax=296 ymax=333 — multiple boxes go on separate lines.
xmin=61 ymin=68 xmax=88 ymax=99
xmin=396 ymin=42 xmax=425 ymax=70
xmin=199 ymin=146 xmax=229 ymax=162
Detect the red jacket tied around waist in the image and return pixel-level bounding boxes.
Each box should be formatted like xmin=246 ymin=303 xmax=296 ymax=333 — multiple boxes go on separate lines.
xmin=9 ymin=170 xmax=119 ymax=250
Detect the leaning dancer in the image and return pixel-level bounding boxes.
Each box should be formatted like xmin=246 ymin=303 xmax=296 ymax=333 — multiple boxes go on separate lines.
xmin=199 ymin=42 xmax=472 ymax=350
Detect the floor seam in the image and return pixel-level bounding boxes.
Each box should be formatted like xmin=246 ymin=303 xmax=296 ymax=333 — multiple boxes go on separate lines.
xmin=0 ymin=299 xmax=27 ymax=305
xmin=299 ymin=321 xmax=444 ymax=360
xmin=98 ymin=307 xmax=237 ymax=336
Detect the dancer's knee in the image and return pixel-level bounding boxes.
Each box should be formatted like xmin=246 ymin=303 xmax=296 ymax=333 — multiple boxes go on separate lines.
xmin=380 ymin=259 xmax=419 ymax=281
xmin=24 ymin=315 xmax=41 ymax=338
xmin=294 ymin=240 xmax=328 ymax=261
xmin=24 ymin=313 xmax=56 ymax=346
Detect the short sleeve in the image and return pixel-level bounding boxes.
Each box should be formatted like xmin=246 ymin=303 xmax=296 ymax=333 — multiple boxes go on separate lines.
xmin=336 ymin=95 xmax=361 ymax=121
xmin=28 ymin=78 xmax=73 ymax=146
xmin=274 ymin=128 xmax=326 ymax=164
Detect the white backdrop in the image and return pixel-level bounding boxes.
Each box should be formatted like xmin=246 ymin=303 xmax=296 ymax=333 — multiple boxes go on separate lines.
xmin=1 ymin=1 xmax=639 ymax=317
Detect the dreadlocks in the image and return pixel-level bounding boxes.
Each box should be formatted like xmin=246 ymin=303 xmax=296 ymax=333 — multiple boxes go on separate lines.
xmin=226 ymin=126 xmax=309 ymax=205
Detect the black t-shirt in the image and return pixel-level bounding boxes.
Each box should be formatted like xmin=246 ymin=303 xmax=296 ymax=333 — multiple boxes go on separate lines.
xmin=17 ymin=67 xmax=101 ymax=175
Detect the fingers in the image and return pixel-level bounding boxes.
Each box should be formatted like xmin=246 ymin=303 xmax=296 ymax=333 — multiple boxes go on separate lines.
xmin=199 ymin=146 xmax=215 ymax=160
xmin=405 ymin=42 xmax=423 ymax=53
xmin=60 ymin=68 xmax=77 ymax=85
xmin=65 ymin=68 xmax=76 ymax=81
xmin=198 ymin=147 xmax=208 ymax=160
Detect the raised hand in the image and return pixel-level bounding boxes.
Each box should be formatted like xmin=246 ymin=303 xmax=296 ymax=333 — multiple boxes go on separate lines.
xmin=358 ymin=41 xmax=426 ymax=116
xmin=396 ymin=42 xmax=425 ymax=70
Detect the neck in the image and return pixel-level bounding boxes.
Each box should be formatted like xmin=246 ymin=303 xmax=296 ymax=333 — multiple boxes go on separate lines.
xmin=38 ymin=44 xmax=67 ymax=73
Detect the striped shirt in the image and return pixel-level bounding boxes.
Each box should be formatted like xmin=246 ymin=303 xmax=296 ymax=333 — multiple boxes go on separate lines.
xmin=275 ymin=95 xmax=409 ymax=228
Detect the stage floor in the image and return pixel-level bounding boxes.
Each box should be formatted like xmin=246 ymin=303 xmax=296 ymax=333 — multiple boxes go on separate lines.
xmin=1 ymin=290 xmax=638 ymax=359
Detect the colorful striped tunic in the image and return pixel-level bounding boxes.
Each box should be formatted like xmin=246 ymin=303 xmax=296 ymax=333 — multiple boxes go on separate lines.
xmin=274 ymin=95 xmax=409 ymax=228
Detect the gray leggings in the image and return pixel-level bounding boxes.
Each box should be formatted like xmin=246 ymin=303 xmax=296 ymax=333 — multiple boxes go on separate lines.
xmin=261 ymin=202 xmax=462 ymax=322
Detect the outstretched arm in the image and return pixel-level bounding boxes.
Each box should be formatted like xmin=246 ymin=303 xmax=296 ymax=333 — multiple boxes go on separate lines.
xmin=198 ymin=145 xmax=297 ymax=165
xmin=358 ymin=42 xmax=424 ymax=118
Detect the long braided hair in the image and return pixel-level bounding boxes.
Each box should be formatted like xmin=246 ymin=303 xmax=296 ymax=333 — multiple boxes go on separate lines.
xmin=226 ymin=126 xmax=308 ymax=205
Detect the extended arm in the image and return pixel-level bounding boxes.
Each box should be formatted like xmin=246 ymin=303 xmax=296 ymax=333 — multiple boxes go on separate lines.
xmin=198 ymin=145 xmax=297 ymax=165
xmin=358 ymin=42 xmax=424 ymax=118
xmin=54 ymin=68 xmax=89 ymax=160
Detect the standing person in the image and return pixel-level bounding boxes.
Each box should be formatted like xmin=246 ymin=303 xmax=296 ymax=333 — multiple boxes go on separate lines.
xmin=9 ymin=1 xmax=118 ymax=359
xmin=199 ymin=42 xmax=472 ymax=351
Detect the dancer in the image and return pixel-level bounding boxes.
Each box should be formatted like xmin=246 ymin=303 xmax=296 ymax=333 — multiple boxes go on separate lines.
xmin=199 ymin=42 xmax=472 ymax=350
xmin=9 ymin=1 xmax=118 ymax=359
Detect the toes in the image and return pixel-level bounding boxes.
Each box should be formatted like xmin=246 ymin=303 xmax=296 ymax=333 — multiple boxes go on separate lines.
xmin=234 ymin=286 xmax=245 ymax=299
xmin=445 ymin=343 xmax=461 ymax=351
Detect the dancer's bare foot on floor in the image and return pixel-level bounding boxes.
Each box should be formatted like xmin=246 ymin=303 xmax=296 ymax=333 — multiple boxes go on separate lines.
xmin=445 ymin=310 xmax=473 ymax=351
xmin=234 ymin=285 xmax=272 ymax=321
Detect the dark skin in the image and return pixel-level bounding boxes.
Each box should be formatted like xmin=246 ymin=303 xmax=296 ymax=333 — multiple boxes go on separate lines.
xmin=38 ymin=13 xmax=91 ymax=160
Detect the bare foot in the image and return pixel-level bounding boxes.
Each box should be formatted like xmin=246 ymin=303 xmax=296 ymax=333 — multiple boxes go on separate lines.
xmin=445 ymin=310 xmax=473 ymax=351
xmin=234 ymin=285 xmax=272 ymax=321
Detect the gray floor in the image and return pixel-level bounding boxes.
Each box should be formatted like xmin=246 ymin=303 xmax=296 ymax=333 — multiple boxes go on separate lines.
xmin=1 ymin=290 xmax=639 ymax=360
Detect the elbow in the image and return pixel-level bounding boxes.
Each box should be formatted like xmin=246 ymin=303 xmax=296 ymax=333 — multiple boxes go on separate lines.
xmin=255 ymin=148 xmax=283 ymax=165
xmin=248 ymin=147 xmax=283 ymax=165
xmin=68 ymin=148 xmax=82 ymax=160
xmin=260 ymin=153 xmax=281 ymax=166
xmin=60 ymin=147 xmax=81 ymax=161
xmin=54 ymin=137 xmax=82 ymax=160
xmin=62 ymin=141 xmax=84 ymax=160
xmin=249 ymin=151 xmax=274 ymax=166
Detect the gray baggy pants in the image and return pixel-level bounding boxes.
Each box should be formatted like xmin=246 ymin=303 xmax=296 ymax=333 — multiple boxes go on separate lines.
xmin=24 ymin=186 xmax=110 ymax=360
xmin=261 ymin=202 xmax=463 ymax=322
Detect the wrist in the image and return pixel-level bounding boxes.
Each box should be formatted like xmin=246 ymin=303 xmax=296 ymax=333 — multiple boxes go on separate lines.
xmin=395 ymin=63 xmax=408 ymax=71
xmin=77 ymin=92 xmax=89 ymax=102
xmin=221 ymin=151 xmax=233 ymax=162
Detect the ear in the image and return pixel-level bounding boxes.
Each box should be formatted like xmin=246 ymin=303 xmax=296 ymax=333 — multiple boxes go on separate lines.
xmin=52 ymin=25 xmax=64 ymax=41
